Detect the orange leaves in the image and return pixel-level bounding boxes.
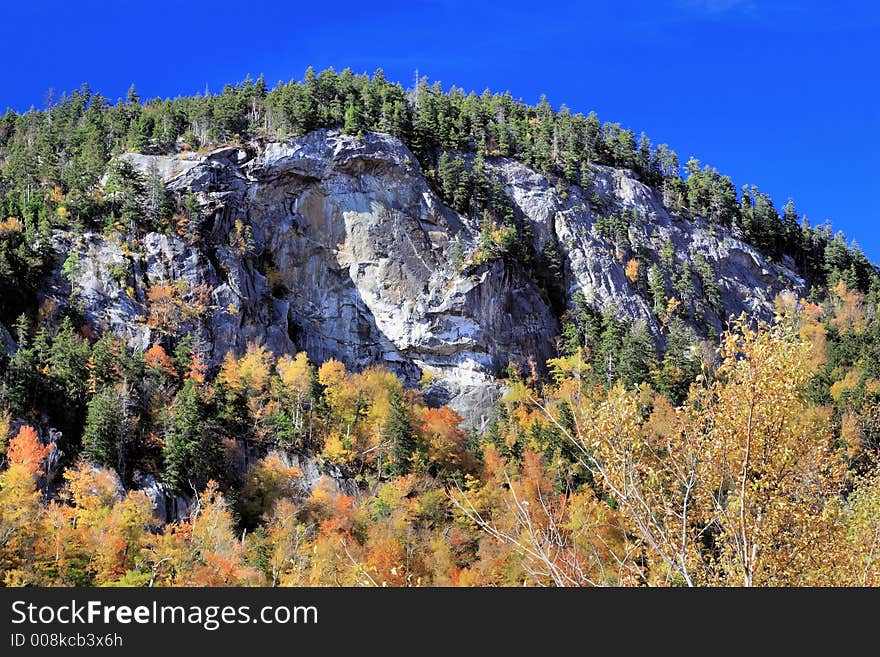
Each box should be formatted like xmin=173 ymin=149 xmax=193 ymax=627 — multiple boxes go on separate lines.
xmin=0 ymin=460 xmax=43 ymax=585
xmin=451 ymin=445 xmax=628 ymax=586
xmin=186 ymin=353 xmax=206 ymax=383
xmin=145 ymin=343 xmax=176 ymax=377
xmin=364 ymin=531 xmax=408 ymax=586
xmin=145 ymin=280 xmax=213 ymax=334
xmin=421 ymin=406 xmax=467 ymax=470
xmin=172 ymin=213 xmax=189 ymax=237
xmin=145 ymin=282 xmax=179 ymax=333
xmin=7 ymin=425 xmax=50 ymax=477
xmin=180 ymin=481 xmax=262 ymax=586
xmin=304 ymin=477 xmax=355 ymax=538
xmin=421 ymin=406 xmax=464 ymax=439
xmin=625 ymin=258 xmax=639 ymax=283
xmin=49 ymin=185 xmax=65 ymax=203
xmin=0 ymin=217 xmax=23 ymax=235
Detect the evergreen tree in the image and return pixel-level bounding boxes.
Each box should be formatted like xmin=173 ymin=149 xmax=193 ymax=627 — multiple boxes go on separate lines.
xmin=163 ymin=378 xmax=223 ymax=492
xmin=1 ymin=315 xmax=36 ymax=417
xmin=388 ymin=388 xmax=416 ymax=476
xmin=694 ymin=254 xmax=721 ymax=311
xmin=82 ymin=387 xmax=121 ymax=469
xmin=654 ymin=319 xmax=701 ymax=405
xmin=594 ymin=310 xmax=625 ymax=385
xmin=343 ymin=102 xmax=362 ymax=135
xmin=647 ymin=265 xmax=667 ymax=317
xmin=618 ymin=324 xmax=657 ymax=387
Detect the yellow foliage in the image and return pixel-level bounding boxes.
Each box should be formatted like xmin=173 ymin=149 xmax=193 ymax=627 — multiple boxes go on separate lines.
xmin=355 ymin=366 xmax=402 ymax=436
xmin=548 ymin=316 xmax=843 ymax=586
xmin=798 ymin=309 xmax=827 ymax=369
xmin=0 ymin=463 xmax=42 ymax=582
xmin=838 ymin=472 xmax=880 ymax=585
xmin=322 ymin=430 xmax=354 ymax=464
xmin=318 ymin=358 xmax=347 ymax=390
xmin=839 ymin=411 xmax=864 ymax=462
xmin=625 ymin=258 xmax=639 ymax=283
xmin=0 ymin=217 xmax=23 ymax=234
xmin=546 ymin=349 xmax=589 ymax=384
xmin=277 ymin=351 xmax=311 ymax=395
xmin=830 ymin=367 xmax=861 ymax=402
xmin=829 ymin=280 xmax=866 ymax=331
xmin=64 ymin=461 xmax=122 ymax=527
xmin=241 ymin=453 xmax=302 ymax=524
xmin=219 ymin=342 xmax=272 ymax=394
xmin=665 ymin=296 xmax=681 ymax=321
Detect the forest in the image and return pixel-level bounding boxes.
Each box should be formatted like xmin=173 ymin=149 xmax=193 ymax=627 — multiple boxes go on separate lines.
xmin=2 ymin=68 xmax=880 ymax=586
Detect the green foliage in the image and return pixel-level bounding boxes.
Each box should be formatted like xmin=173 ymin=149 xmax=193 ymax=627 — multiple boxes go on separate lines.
xmin=694 ymin=253 xmax=721 ymax=312
xmin=0 ymin=216 xmax=52 ymax=320
xmin=653 ymin=318 xmax=702 ymax=405
xmin=388 ymin=389 xmax=416 ymax=476
xmin=593 ymin=213 xmax=629 ymax=247
xmin=163 ymin=378 xmax=224 ymax=493
xmin=83 ymin=387 xmax=121 ymax=468
xmin=61 ymin=251 xmax=82 ymax=283
xmin=647 ymin=264 xmax=667 ymax=316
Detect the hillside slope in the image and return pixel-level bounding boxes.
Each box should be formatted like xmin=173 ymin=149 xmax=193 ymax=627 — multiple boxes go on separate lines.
xmin=39 ymin=129 xmax=804 ymax=427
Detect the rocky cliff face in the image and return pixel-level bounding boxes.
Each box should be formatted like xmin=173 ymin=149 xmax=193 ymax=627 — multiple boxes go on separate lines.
xmin=48 ymin=129 xmax=805 ymax=427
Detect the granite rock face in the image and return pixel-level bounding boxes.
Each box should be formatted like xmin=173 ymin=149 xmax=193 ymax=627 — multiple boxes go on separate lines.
xmin=52 ymin=129 xmax=804 ymax=428
xmin=491 ymin=159 xmax=804 ymax=341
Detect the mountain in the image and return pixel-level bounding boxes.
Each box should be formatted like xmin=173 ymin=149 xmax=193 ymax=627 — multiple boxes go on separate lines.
xmin=2 ymin=69 xmax=880 ymax=587
xmin=44 ymin=128 xmax=806 ymax=429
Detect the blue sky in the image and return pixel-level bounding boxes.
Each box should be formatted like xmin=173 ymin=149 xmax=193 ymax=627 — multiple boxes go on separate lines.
xmin=2 ymin=1 xmax=878 ymax=260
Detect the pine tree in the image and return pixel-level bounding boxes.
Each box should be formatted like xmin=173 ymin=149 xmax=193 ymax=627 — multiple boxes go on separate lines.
xmin=470 ymin=152 xmax=490 ymax=210
xmin=343 ymin=103 xmax=362 ymax=135
xmin=618 ymin=323 xmax=657 ymax=387
xmin=654 ymin=318 xmax=701 ymax=405
xmin=1 ymin=315 xmax=36 ymax=417
xmin=83 ymin=388 xmax=121 ymax=468
xmin=595 ymin=310 xmax=626 ymax=385
xmin=163 ymin=378 xmax=222 ymax=492
xmin=126 ymin=84 xmax=140 ymax=105
xmin=388 ymin=389 xmax=416 ymax=476
xmin=144 ymin=159 xmax=166 ymax=230
xmin=694 ymin=254 xmax=721 ymax=311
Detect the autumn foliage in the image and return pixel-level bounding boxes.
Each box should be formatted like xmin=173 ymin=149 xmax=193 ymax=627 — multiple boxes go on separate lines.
xmin=4 ymin=290 xmax=880 ymax=586
xmin=7 ymin=425 xmax=50 ymax=477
